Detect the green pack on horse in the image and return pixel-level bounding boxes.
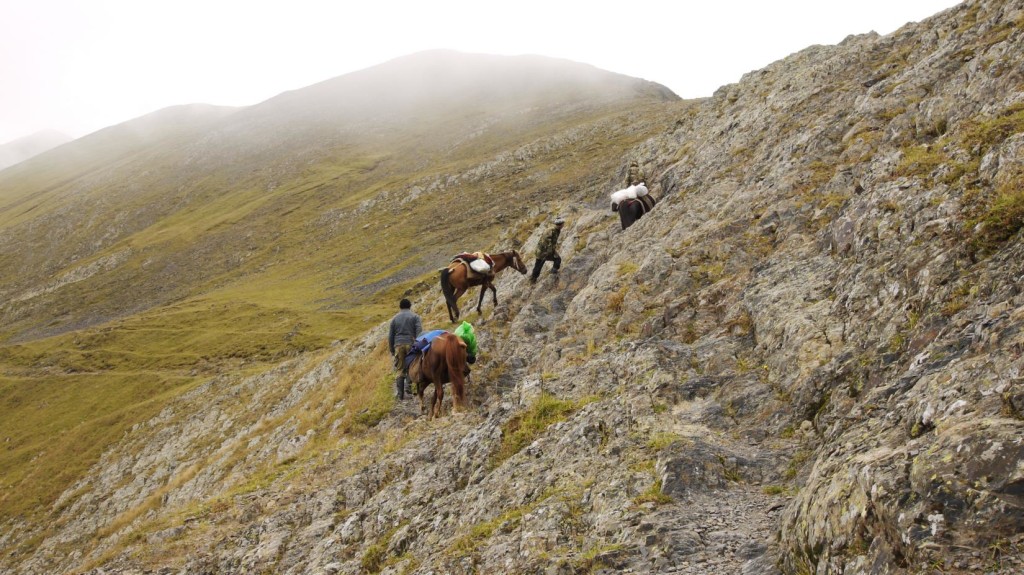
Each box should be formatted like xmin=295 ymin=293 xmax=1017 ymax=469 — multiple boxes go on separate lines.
xmin=439 ymin=250 xmax=527 ymax=322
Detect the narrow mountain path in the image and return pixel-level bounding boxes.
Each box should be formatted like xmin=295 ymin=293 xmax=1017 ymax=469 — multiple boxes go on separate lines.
xmin=650 ymin=487 xmax=785 ymax=575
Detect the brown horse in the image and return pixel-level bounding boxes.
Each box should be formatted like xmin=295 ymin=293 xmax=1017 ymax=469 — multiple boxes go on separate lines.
xmin=440 ymin=250 xmax=527 ymax=322
xmin=407 ymin=332 xmax=469 ymax=418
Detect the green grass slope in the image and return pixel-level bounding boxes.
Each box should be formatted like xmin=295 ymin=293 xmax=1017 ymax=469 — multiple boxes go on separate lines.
xmin=0 ymin=51 xmax=681 ymax=523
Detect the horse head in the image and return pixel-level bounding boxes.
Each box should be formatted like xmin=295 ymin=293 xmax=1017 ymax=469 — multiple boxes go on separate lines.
xmin=508 ymin=250 xmax=527 ymax=274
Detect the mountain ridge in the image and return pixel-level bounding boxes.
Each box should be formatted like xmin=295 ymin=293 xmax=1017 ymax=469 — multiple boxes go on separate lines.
xmin=258 ymin=50 xmax=677 ymax=120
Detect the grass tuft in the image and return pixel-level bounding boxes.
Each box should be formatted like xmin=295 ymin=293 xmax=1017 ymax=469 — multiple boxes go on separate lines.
xmin=490 ymin=393 xmax=590 ymax=467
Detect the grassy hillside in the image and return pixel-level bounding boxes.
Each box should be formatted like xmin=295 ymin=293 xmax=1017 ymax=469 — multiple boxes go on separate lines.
xmin=0 ymin=52 xmax=681 ymax=523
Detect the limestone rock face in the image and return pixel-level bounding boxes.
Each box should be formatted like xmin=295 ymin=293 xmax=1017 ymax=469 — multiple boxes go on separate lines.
xmin=4 ymin=1 xmax=1024 ymax=574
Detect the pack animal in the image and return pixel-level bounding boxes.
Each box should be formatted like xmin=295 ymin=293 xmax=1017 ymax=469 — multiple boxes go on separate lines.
xmin=611 ymin=183 xmax=656 ymax=230
xmin=616 ymin=197 xmax=655 ymax=230
xmin=406 ymin=332 xmax=469 ymax=418
xmin=439 ymin=250 xmax=527 ymax=322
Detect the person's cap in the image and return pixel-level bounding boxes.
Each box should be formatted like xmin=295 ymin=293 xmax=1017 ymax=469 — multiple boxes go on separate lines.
xmin=554 ymin=217 xmax=565 ymax=225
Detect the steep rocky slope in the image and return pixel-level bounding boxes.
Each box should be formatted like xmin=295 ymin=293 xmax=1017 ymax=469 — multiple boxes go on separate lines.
xmin=2 ymin=1 xmax=1024 ymax=574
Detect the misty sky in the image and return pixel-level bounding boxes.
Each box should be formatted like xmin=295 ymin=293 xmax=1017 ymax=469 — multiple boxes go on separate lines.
xmin=1 ymin=0 xmax=962 ymax=145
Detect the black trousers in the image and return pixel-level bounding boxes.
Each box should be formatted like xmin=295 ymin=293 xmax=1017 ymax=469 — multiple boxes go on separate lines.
xmin=531 ymin=253 xmax=561 ymax=280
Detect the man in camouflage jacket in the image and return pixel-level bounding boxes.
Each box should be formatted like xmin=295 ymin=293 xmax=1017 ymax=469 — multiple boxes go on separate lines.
xmin=626 ymin=160 xmax=645 ymax=187
xmin=530 ymin=217 xmax=564 ymax=283
xmin=626 ymin=159 xmax=656 ymax=212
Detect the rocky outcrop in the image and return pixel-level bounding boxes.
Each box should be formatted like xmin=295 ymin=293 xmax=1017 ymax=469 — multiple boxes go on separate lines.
xmin=2 ymin=1 xmax=1024 ymax=574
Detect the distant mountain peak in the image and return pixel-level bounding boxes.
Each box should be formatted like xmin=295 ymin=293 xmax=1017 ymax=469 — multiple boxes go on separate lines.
xmin=0 ymin=130 xmax=73 ymax=171
xmin=255 ymin=50 xmax=678 ymax=125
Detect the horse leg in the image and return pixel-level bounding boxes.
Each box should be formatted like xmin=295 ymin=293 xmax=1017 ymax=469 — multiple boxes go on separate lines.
xmin=434 ymin=382 xmax=444 ymax=418
xmin=452 ymin=287 xmax=467 ymax=321
xmin=476 ymin=283 xmax=488 ymax=315
xmin=441 ymin=269 xmax=457 ymax=323
xmin=428 ymin=356 xmax=445 ymax=418
xmin=619 ymin=209 xmax=629 ymax=230
xmin=489 ymin=282 xmax=498 ymax=306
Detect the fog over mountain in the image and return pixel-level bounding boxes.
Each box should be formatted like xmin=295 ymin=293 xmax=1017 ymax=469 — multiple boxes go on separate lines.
xmin=0 ymin=129 xmax=72 ymax=171
xmin=0 ymin=52 xmax=675 ymax=345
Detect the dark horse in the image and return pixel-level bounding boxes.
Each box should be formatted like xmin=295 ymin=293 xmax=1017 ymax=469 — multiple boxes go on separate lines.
xmin=407 ymin=332 xmax=469 ymax=418
xmin=614 ymin=196 xmax=657 ymax=230
xmin=439 ymin=250 xmax=527 ymax=322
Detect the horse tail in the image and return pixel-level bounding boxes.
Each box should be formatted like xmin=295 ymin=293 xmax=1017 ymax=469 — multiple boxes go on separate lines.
xmin=440 ymin=267 xmax=457 ymax=319
xmin=445 ymin=333 xmax=467 ymax=408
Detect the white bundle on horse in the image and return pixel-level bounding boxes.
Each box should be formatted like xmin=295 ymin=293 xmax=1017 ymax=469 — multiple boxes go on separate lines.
xmin=610 ymin=188 xmax=632 ymax=206
xmin=634 ymin=183 xmax=648 ymax=197
xmin=469 ymin=259 xmax=491 ymax=273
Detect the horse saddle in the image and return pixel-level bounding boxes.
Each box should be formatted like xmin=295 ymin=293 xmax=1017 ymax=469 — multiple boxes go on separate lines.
xmin=450 ymin=252 xmax=494 ymax=279
xmin=404 ymin=329 xmax=447 ymax=370
xmin=618 ymin=196 xmax=656 ymax=214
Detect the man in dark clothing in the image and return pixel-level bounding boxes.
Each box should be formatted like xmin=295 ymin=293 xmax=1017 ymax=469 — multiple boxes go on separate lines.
xmin=388 ymin=298 xmax=422 ymax=400
xmin=530 ymin=217 xmax=564 ymax=283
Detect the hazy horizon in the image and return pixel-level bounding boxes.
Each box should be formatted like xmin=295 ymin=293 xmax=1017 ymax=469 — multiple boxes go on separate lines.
xmin=1 ymin=0 xmax=962 ymax=145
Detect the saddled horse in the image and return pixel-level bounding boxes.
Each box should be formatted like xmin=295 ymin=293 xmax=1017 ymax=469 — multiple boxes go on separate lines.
xmin=440 ymin=250 xmax=527 ymax=322
xmin=614 ymin=196 xmax=657 ymax=230
xmin=407 ymin=332 xmax=469 ymax=418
